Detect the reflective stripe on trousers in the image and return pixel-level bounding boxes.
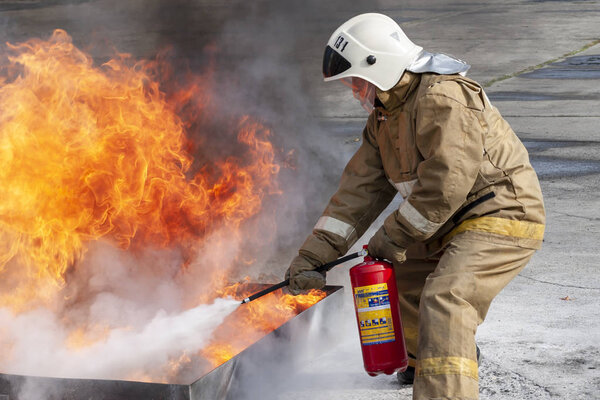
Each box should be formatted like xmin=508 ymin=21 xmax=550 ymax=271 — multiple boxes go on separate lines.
xmin=444 ymin=216 xmax=545 ymax=244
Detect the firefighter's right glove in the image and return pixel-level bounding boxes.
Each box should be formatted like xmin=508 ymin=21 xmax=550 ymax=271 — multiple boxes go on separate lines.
xmin=368 ymin=227 xmax=407 ymax=263
xmin=285 ymin=254 xmax=326 ymax=295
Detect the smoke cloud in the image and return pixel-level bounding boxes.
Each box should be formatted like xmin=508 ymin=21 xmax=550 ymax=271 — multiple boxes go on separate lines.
xmin=0 ymin=298 xmax=239 ymax=381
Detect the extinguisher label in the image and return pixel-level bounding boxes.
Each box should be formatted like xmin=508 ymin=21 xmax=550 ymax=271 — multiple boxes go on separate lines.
xmin=353 ymin=283 xmax=395 ymax=345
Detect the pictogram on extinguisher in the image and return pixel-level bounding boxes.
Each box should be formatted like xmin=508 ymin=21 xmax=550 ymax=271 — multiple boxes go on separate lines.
xmin=349 ymin=245 xmax=408 ymax=376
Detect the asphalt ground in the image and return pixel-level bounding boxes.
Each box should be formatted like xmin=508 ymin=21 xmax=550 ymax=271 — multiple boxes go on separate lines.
xmin=1 ymin=1 xmax=599 ymax=399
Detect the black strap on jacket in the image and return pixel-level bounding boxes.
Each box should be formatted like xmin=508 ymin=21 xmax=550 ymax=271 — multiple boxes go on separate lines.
xmin=451 ymin=191 xmax=496 ymax=224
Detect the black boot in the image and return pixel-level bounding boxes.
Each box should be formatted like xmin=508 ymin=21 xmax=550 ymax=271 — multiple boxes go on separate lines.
xmin=396 ymin=365 xmax=415 ymax=385
xmin=397 ymin=352 xmax=417 ymax=385
xmin=397 ymin=345 xmax=481 ymax=385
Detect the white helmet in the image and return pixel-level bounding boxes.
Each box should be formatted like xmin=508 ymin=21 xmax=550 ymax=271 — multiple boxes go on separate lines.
xmin=322 ymin=13 xmax=423 ymax=91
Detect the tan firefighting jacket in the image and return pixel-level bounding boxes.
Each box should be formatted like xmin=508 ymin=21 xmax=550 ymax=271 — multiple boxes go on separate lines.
xmin=299 ymin=71 xmax=545 ymax=264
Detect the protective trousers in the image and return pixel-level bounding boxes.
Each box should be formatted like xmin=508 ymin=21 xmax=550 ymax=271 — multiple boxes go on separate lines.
xmin=395 ymin=235 xmax=536 ymax=400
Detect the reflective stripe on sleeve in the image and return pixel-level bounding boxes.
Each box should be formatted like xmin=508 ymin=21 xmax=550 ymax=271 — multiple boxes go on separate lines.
xmin=416 ymin=356 xmax=478 ymax=380
xmin=391 ymin=179 xmax=417 ymax=198
xmin=314 ymin=216 xmax=356 ymax=241
xmin=398 ymin=201 xmax=443 ymax=235
xmin=444 ymin=216 xmax=545 ymax=244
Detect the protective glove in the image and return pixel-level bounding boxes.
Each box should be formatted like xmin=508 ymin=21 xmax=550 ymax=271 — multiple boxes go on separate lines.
xmin=285 ymin=254 xmax=326 ymax=295
xmin=368 ymin=226 xmax=407 ymax=263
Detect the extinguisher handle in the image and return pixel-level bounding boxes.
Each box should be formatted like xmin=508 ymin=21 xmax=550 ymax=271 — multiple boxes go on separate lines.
xmin=240 ymin=248 xmax=367 ymax=304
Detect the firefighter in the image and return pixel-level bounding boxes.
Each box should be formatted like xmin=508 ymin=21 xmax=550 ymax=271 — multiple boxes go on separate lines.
xmin=286 ymin=13 xmax=545 ymax=400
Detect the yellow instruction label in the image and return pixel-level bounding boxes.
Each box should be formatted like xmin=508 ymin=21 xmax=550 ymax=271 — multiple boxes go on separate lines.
xmin=354 ymin=283 xmax=395 ymax=345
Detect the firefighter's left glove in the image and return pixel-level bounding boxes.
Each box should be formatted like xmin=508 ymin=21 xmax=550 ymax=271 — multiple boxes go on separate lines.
xmin=368 ymin=227 xmax=407 ymax=263
xmin=285 ymin=254 xmax=326 ymax=295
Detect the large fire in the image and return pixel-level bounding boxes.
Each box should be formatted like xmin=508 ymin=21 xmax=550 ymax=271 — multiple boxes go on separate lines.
xmin=0 ymin=30 xmax=324 ymax=382
xmin=0 ymin=30 xmax=280 ymax=310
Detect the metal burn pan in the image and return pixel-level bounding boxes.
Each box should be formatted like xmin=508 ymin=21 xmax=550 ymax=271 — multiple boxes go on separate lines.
xmin=0 ymin=374 xmax=189 ymax=400
xmin=190 ymin=284 xmax=345 ymax=400
xmin=0 ymin=285 xmax=344 ymax=400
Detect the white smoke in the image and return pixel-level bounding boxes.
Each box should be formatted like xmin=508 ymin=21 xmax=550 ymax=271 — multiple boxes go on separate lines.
xmin=0 ymin=297 xmax=239 ymax=381
xmin=0 ymin=228 xmax=248 ymax=386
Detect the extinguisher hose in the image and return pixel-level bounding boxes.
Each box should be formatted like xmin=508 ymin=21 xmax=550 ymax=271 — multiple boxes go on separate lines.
xmin=240 ymin=248 xmax=367 ymax=304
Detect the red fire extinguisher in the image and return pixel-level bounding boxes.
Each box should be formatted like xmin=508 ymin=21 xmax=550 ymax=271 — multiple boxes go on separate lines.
xmin=349 ymin=245 xmax=408 ymax=376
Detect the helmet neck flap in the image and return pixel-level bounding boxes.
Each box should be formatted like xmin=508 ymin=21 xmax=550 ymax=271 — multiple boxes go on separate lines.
xmin=407 ymin=50 xmax=470 ymax=76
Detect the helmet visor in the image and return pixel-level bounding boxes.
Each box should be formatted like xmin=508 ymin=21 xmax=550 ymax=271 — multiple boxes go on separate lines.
xmin=341 ymin=77 xmax=377 ymax=113
xmin=323 ymin=45 xmax=351 ymax=78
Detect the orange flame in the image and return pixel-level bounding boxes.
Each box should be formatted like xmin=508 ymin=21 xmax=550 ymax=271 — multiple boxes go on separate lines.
xmin=0 ymin=30 xmax=280 ymax=310
xmin=199 ymin=287 xmax=326 ymax=370
xmin=0 ymin=30 xmax=325 ymax=385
